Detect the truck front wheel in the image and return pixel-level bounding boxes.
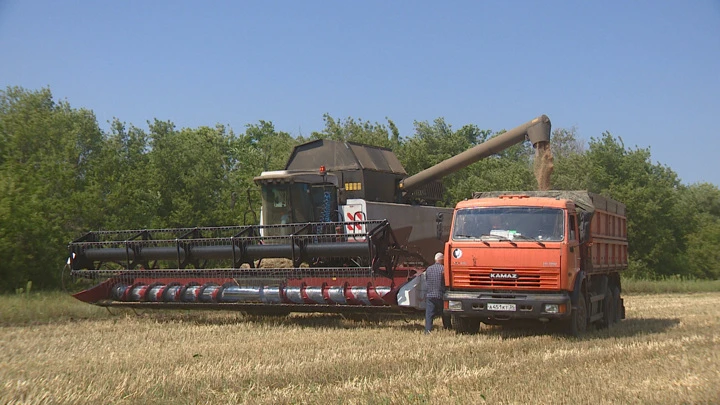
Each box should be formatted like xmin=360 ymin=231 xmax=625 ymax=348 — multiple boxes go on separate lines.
xmin=565 ymin=291 xmax=588 ymax=337
xmin=442 ymin=313 xmax=452 ymax=330
xmin=452 ymin=315 xmax=481 ymax=334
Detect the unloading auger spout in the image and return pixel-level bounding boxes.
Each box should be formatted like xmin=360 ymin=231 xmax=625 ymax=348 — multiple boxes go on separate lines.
xmin=398 ymin=115 xmax=551 ymax=194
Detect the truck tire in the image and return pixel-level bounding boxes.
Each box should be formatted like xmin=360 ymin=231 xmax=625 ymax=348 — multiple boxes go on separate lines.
xmin=452 ymin=315 xmax=481 ymax=334
xmin=565 ymin=291 xmax=588 ymax=337
xmin=611 ymin=285 xmax=622 ymax=323
xmin=442 ymin=313 xmax=452 ymax=330
xmin=600 ymin=286 xmax=616 ymax=329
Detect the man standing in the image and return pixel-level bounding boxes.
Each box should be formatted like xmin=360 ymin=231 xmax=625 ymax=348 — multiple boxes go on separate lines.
xmin=425 ymin=252 xmax=446 ymax=334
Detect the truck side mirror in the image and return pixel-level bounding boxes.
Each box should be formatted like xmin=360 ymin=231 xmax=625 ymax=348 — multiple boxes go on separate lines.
xmin=569 ymin=214 xmax=577 ymax=241
xmin=436 ymin=212 xmax=444 ymax=240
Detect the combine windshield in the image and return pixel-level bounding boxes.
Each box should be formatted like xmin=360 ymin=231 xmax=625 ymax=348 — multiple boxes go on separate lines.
xmin=452 ymin=207 xmax=564 ymax=242
xmin=261 ymin=183 xmax=338 ymax=226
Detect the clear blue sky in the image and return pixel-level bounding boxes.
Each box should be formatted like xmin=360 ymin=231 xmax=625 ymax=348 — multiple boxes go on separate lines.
xmin=1 ymin=1 xmax=718 ymax=185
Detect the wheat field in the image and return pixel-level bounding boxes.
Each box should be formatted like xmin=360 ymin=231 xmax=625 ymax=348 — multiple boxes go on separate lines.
xmin=1 ymin=293 xmax=719 ymax=404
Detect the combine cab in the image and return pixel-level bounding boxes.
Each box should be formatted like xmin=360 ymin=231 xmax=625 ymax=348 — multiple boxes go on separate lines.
xmin=68 ymin=115 xmax=552 ymax=314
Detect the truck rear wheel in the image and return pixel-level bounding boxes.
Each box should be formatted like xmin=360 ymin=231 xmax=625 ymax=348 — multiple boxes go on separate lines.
xmin=611 ymin=285 xmax=622 ymax=323
xmin=452 ymin=315 xmax=481 ymax=334
xmin=566 ymin=291 xmax=587 ymax=337
xmin=600 ymin=286 xmax=616 ymax=329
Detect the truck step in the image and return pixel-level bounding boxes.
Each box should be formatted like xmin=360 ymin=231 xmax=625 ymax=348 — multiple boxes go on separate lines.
xmin=589 ymin=313 xmax=604 ymax=323
xmin=589 ymin=293 xmax=605 ymax=303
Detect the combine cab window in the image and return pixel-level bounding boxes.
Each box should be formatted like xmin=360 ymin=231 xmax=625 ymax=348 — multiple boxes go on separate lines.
xmin=261 ymin=183 xmax=337 ymax=226
xmin=262 ymin=184 xmax=291 ymax=226
xmin=452 ymin=207 xmax=565 ymax=242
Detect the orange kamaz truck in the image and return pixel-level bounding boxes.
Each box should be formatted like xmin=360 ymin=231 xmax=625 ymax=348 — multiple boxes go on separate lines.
xmin=443 ymin=191 xmax=627 ymax=335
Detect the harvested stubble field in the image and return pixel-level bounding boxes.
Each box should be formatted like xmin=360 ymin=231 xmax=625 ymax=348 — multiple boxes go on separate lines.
xmin=1 ymin=292 xmax=719 ymax=404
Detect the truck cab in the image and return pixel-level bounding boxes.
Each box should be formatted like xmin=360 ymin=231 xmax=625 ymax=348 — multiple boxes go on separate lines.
xmin=444 ymin=191 xmax=627 ymax=335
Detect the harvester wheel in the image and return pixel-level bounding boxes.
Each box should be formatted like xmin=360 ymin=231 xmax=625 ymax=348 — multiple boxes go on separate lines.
xmin=452 ymin=315 xmax=481 ymax=334
xmin=566 ymin=291 xmax=588 ymax=337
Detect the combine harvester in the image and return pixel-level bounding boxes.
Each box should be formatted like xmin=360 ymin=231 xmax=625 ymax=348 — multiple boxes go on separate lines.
xmin=68 ymin=115 xmax=552 ymax=315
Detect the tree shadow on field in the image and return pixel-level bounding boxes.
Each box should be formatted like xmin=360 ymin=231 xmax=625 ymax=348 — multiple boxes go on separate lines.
xmin=478 ymin=317 xmax=681 ymax=340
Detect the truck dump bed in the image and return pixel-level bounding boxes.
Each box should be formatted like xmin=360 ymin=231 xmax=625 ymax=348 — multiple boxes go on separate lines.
xmin=472 ymin=190 xmax=628 ymax=273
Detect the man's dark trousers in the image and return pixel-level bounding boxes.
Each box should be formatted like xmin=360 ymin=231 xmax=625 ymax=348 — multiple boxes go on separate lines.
xmin=425 ymin=297 xmax=443 ymax=333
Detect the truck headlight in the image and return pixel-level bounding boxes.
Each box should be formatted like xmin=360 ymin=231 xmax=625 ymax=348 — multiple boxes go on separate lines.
xmin=544 ymin=304 xmax=559 ymax=314
xmin=448 ymin=300 xmax=462 ymax=311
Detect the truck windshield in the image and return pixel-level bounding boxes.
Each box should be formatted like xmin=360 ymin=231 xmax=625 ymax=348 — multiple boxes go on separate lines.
xmin=452 ymin=207 xmax=564 ymax=242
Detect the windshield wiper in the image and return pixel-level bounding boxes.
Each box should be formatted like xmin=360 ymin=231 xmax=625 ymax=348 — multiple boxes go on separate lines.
xmin=512 ymin=234 xmax=546 ymax=247
xmin=454 ymin=234 xmax=490 ymax=246
xmin=478 ymin=233 xmax=517 ymax=247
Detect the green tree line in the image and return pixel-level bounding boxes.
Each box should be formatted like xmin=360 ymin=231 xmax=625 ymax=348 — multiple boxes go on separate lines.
xmin=1 ymin=87 xmax=718 ymax=290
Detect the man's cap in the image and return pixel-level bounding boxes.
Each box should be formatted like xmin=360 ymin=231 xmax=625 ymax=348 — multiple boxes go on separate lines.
xmin=434 ymin=252 xmax=444 ymax=261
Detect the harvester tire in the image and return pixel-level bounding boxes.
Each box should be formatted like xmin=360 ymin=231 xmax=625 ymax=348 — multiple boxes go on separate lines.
xmin=452 ymin=315 xmax=480 ymax=335
xmin=566 ymin=291 xmax=588 ymax=337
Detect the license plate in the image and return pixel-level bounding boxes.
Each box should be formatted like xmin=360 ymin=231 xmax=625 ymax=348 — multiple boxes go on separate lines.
xmin=487 ymin=303 xmax=516 ymax=311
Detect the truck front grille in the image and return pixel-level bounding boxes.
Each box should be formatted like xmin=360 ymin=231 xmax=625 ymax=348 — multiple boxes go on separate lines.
xmin=453 ymin=269 xmax=560 ymax=289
